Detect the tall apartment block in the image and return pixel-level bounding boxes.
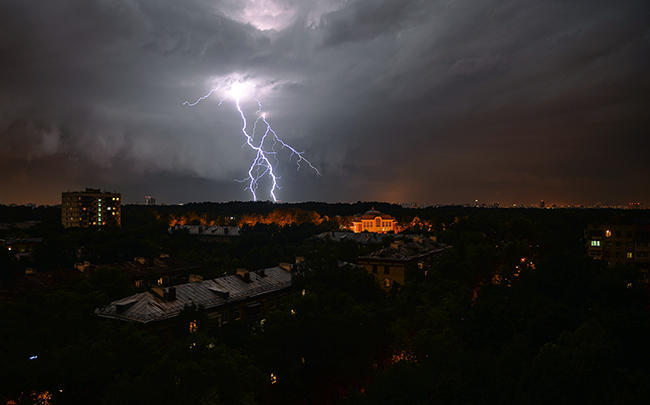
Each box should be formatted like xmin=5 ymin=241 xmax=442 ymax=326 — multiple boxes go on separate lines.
xmin=62 ymin=188 xmax=121 ymax=228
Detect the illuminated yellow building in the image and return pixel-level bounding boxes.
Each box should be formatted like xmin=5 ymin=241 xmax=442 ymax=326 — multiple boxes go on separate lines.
xmin=61 ymin=188 xmax=121 ymax=228
xmin=351 ymin=208 xmax=397 ymax=233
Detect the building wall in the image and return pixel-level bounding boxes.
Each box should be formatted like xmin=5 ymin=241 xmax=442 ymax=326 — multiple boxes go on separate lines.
xmin=585 ymin=223 xmax=650 ymax=280
xmin=352 ymin=217 xmax=396 ymax=233
xmin=359 ymin=259 xmax=407 ymax=289
xmin=178 ymin=289 xmax=290 ymax=335
xmin=62 ymin=189 xmax=121 ymax=228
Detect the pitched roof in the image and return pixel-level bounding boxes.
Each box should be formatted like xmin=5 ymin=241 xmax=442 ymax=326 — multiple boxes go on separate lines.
xmin=169 ymin=225 xmax=240 ymax=236
xmin=358 ymin=238 xmax=447 ymax=262
xmin=95 ymin=266 xmax=291 ymax=323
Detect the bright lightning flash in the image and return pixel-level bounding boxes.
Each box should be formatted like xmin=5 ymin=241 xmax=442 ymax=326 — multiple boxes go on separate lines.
xmin=183 ymin=82 xmax=319 ymax=202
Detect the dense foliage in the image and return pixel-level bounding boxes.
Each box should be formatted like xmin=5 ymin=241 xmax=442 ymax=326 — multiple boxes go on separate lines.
xmin=1 ymin=203 xmax=649 ymax=404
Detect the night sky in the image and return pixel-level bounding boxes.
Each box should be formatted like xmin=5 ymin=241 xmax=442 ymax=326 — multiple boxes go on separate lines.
xmin=1 ymin=0 xmax=649 ymax=205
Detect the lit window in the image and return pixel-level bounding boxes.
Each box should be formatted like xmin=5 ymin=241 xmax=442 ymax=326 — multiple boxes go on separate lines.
xmin=627 ymin=252 xmax=633 ymax=259
xmin=189 ymin=320 xmax=198 ymax=333
xmin=605 ymin=229 xmax=612 ymax=237
xmin=591 ymin=240 xmax=601 ymax=247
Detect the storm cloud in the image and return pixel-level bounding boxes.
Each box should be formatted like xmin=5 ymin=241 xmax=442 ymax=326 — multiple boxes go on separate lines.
xmin=1 ymin=0 xmax=648 ymax=205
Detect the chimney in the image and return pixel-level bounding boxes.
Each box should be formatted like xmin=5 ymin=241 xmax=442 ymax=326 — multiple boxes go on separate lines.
xmin=164 ymin=287 xmax=176 ymax=301
xmin=236 ymin=268 xmax=251 ymax=282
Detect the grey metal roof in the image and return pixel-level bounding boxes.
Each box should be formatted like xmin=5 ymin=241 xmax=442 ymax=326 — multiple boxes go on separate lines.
xmin=359 ymin=239 xmax=447 ymax=262
xmin=168 ymin=225 xmax=240 ymax=236
xmin=96 ymin=266 xmax=291 ymax=324
xmin=314 ymin=231 xmax=385 ymax=244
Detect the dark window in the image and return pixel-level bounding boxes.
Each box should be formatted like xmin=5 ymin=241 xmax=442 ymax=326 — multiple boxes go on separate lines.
xmin=372 ymin=265 xmax=378 ymax=274
xmin=384 ymin=266 xmax=390 ymax=275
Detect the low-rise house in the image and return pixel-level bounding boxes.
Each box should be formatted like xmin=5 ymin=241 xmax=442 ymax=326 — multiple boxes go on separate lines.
xmin=96 ymin=266 xmax=292 ymax=329
xmin=168 ymin=225 xmax=240 ymax=241
xmin=314 ymin=231 xmax=386 ymax=244
xmin=358 ymin=236 xmax=447 ymax=290
xmin=1 ymin=237 xmax=43 ymax=259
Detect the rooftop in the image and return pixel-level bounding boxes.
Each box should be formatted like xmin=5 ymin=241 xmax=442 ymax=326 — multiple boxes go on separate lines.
xmin=352 ymin=208 xmax=395 ymax=221
xmin=169 ymin=225 xmax=240 ymax=237
xmin=314 ymin=231 xmax=386 ymax=244
xmin=96 ymin=266 xmax=291 ymax=323
xmin=359 ymin=236 xmax=447 ymax=262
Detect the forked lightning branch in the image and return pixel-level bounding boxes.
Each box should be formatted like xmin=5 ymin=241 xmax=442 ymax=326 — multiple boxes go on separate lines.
xmin=183 ymin=81 xmax=319 ymax=202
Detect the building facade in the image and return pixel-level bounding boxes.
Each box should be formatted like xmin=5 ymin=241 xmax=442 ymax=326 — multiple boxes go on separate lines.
xmin=351 ymin=209 xmax=397 ymax=233
xmin=61 ymin=188 xmax=121 ymax=228
xmin=358 ymin=236 xmax=447 ymax=290
xmin=585 ymin=223 xmax=650 ymax=281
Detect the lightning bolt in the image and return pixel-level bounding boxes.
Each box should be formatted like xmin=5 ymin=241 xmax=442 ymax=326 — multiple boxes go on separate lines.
xmin=183 ymin=86 xmax=319 ymax=202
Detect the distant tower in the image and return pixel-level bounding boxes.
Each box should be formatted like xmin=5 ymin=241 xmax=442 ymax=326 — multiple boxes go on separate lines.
xmin=144 ymin=195 xmax=156 ymax=206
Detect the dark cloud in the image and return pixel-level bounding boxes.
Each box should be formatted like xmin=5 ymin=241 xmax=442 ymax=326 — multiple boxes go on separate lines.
xmin=0 ymin=0 xmax=648 ymax=205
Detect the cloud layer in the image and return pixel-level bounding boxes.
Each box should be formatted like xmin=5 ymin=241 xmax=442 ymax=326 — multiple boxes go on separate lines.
xmin=1 ymin=0 xmax=648 ymax=204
